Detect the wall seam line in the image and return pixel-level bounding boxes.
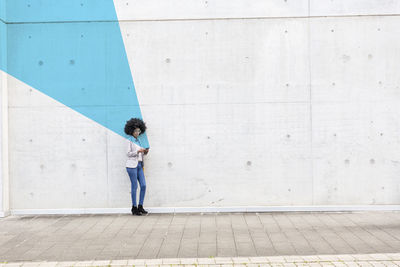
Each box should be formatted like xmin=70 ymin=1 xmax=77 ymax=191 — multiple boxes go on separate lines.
xmin=308 ymin=0 xmax=314 ymax=206
xmin=2 ymin=13 xmax=400 ymax=24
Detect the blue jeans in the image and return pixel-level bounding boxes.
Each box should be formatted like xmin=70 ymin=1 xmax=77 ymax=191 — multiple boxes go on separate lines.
xmin=126 ymin=162 xmax=146 ymax=206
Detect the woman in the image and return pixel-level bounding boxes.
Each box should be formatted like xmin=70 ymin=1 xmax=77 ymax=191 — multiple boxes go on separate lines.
xmin=124 ymin=118 xmax=149 ymax=216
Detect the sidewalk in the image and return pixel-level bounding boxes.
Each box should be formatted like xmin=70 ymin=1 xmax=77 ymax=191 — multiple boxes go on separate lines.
xmin=2 ymin=254 xmax=400 ymax=266
xmin=0 ymin=212 xmax=399 ymax=265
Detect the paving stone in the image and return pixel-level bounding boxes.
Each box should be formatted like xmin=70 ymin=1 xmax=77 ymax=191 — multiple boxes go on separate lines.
xmin=381 ymin=261 xmax=399 ymax=267
xmin=368 ymin=262 xmax=386 ymax=267
xmin=318 ymin=255 xmax=341 ymax=262
xmin=37 ymin=262 xmax=58 ymax=267
xmin=357 ymin=262 xmax=374 ymax=267
xmin=283 ymin=256 xmax=304 ymax=263
xmin=72 ymin=261 xmax=93 ymax=266
xmin=126 ymin=259 xmax=145 ymax=265
xmin=282 ymin=263 xmax=296 ymax=267
xmin=368 ymin=254 xmax=393 ymax=261
xmin=266 ymin=256 xmax=286 ymax=263
xmin=300 ymin=255 xmax=320 ymax=262
xmin=330 ymin=262 xmax=347 ymax=267
xmin=21 ymin=263 xmax=42 ymax=267
xmin=352 ymin=254 xmax=374 ymax=261
xmin=197 ymin=258 xmax=216 ymax=264
xmin=54 ymin=261 xmax=76 ymax=267
xmin=109 ymin=259 xmax=128 ymax=266
xmin=180 ymin=258 xmax=198 ymax=264
xmin=214 ymin=257 xmax=233 ymax=264
xmin=388 ymin=254 xmax=400 ymax=260
xmin=87 ymin=261 xmax=110 ymax=266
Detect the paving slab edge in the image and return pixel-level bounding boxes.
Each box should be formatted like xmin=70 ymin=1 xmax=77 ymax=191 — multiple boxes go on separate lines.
xmin=1 ymin=253 xmax=400 ymax=266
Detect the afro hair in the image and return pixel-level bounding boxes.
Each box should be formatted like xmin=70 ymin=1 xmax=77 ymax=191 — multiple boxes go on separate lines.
xmin=124 ymin=118 xmax=147 ymax=136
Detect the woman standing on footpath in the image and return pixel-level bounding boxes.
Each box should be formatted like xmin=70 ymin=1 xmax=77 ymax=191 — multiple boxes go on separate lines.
xmin=124 ymin=118 xmax=149 ymax=216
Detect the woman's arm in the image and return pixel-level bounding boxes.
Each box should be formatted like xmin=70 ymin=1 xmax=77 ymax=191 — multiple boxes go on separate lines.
xmin=127 ymin=141 xmax=138 ymax=157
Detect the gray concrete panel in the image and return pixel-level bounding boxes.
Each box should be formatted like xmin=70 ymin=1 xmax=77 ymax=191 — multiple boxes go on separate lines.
xmin=114 ymin=0 xmax=309 ymax=21
xmin=310 ymin=0 xmax=400 ymax=17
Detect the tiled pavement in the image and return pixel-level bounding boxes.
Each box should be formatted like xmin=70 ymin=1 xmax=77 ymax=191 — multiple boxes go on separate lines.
xmin=1 ymin=212 xmax=400 ymax=264
xmin=2 ymin=254 xmax=400 ymax=266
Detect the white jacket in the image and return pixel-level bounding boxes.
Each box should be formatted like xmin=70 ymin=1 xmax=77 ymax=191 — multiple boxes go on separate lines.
xmin=126 ymin=140 xmax=144 ymax=168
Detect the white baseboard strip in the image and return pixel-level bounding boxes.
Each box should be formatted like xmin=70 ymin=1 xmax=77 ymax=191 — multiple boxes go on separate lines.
xmin=8 ymin=205 xmax=400 ymax=216
xmin=0 ymin=210 xmax=11 ymax=217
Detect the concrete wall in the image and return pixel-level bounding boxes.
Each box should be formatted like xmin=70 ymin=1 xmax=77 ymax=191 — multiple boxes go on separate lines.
xmin=0 ymin=6 xmax=9 ymax=216
xmin=0 ymin=69 xmax=9 ymax=217
xmin=2 ymin=0 xmax=400 ymax=214
xmin=0 ymin=70 xmax=4 ymax=216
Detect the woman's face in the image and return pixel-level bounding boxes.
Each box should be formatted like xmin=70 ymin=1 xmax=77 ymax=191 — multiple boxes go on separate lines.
xmin=132 ymin=128 xmax=141 ymax=138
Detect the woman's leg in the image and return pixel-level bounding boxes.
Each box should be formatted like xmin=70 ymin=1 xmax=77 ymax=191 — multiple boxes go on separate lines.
xmin=126 ymin=167 xmax=138 ymax=207
xmin=137 ymin=162 xmax=147 ymax=206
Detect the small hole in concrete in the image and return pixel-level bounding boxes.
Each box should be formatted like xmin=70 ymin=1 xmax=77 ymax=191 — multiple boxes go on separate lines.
xmin=288 ymin=188 xmax=291 ymax=192
xmin=345 ymin=159 xmax=350 ymax=164
xmin=331 ymin=29 xmax=334 ymax=32
xmin=82 ymin=138 xmax=86 ymax=141
xmin=247 ymin=161 xmax=252 ymax=166
xmin=332 ymin=82 xmax=335 ymax=86
xmin=286 ymin=83 xmax=289 ymax=87
xmin=168 ymin=162 xmax=173 ymax=167
xmin=286 ymin=134 xmax=290 ymax=138
xmin=380 ymin=133 xmax=383 ymax=136
xmin=165 ymin=58 xmax=171 ymax=63
xmin=207 ymin=136 xmax=211 ymax=139
xmin=370 ymin=159 xmax=375 ymax=164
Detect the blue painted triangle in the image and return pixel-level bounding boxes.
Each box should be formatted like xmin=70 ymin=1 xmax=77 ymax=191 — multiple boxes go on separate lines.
xmin=0 ymin=0 xmax=149 ymax=148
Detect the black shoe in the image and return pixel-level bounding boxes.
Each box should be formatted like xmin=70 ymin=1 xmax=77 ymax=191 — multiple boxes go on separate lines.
xmin=131 ymin=206 xmax=142 ymax=216
xmin=138 ymin=205 xmax=148 ymax=214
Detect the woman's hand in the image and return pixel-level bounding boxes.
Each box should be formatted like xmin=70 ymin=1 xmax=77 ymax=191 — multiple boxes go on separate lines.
xmin=144 ymin=148 xmax=149 ymax=155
